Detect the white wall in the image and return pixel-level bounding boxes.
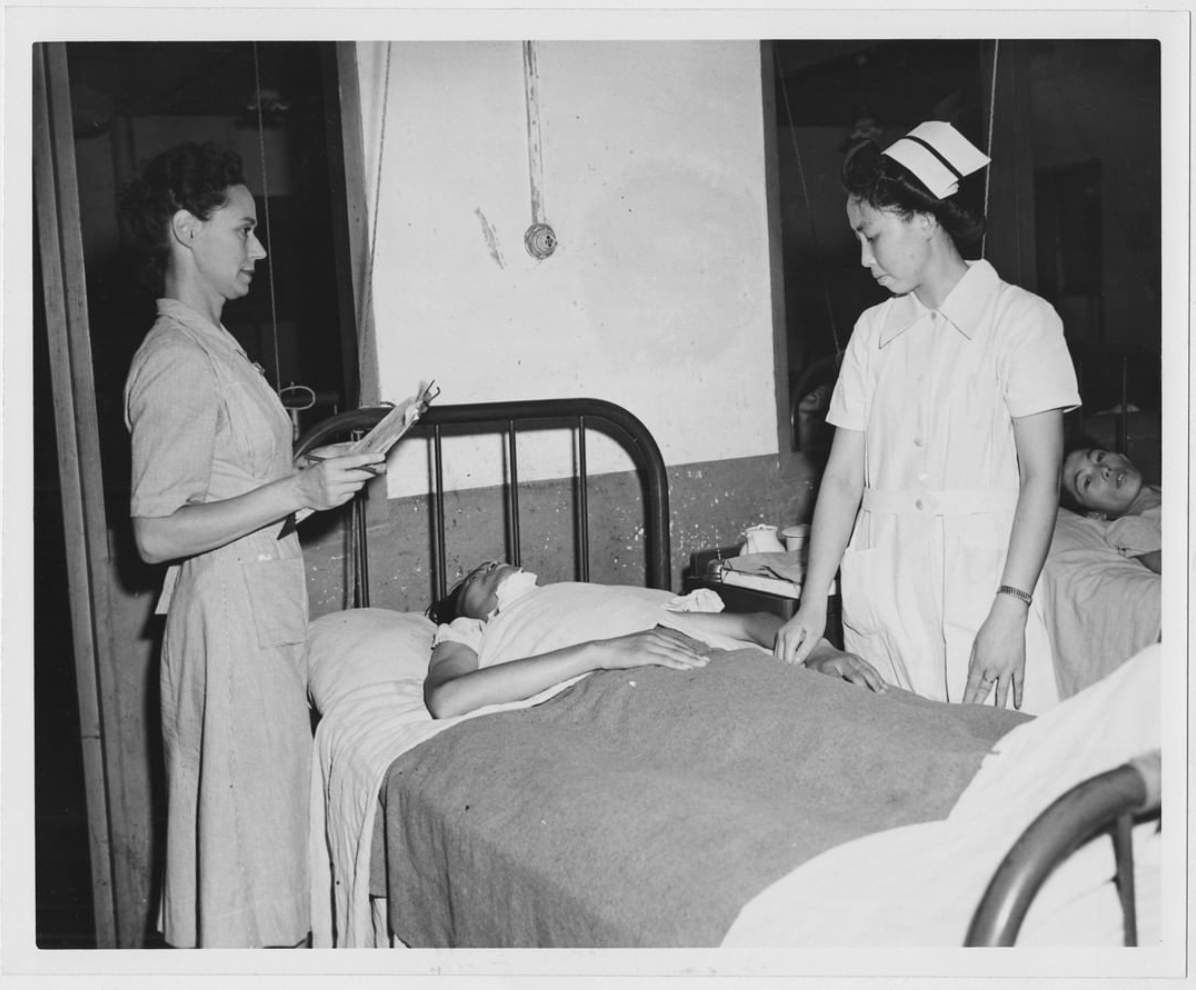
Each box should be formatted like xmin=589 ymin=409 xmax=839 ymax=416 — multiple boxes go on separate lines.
xmin=356 ymin=41 xmax=779 ymax=495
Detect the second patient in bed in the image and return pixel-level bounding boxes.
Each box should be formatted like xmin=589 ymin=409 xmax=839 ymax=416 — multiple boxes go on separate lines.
xmin=1060 ymin=447 xmax=1162 ymax=574
xmin=423 ymin=562 xmax=886 ymax=718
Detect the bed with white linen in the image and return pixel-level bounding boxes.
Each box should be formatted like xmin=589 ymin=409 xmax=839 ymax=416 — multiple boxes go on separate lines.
xmin=1039 ymin=509 xmax=1161 ymax=700
xmin=301 ymin=398 xmax=1163 ymax=951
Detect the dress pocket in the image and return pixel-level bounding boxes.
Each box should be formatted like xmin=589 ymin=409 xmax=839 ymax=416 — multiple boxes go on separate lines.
xmin=944 ymin=544 xmax=1006 ymax=636
xmin=241 ymin=556 xmax=309 ymax=650
xmin=839 ymin=546 xmax=883 ymax=637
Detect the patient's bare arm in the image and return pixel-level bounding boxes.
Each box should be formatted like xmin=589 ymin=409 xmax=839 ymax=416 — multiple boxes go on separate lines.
xmin=670 ymin=610 xmax=886 ymax=692
xmin=424 ymin=627 xmax=709 ymax=719
xmin=667 ymin=610 xmax=784 ymax=648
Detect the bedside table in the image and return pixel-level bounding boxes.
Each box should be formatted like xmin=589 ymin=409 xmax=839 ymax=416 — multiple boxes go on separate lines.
xmin=683 ymin=549 xmax=844 ymax=649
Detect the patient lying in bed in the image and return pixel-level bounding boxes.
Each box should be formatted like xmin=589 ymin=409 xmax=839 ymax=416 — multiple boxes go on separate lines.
xmin=1060 ymin=446 xmax=1161 ymax=574
xmin=424 ymin=562 xmax=885 ymax=717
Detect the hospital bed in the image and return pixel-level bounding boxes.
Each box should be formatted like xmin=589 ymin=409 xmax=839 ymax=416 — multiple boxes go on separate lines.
xmin=1039 ymin=342 xmax=1163 ymax=699
xmin=300 ymin=398 xmax=1162 ymax=952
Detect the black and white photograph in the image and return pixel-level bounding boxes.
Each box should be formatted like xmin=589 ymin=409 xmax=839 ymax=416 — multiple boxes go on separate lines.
xmin=2 ymin=4 xmax=1189 ymax=987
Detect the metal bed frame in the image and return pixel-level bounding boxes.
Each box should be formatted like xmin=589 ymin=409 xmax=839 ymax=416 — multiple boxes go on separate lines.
xmin=967 ymin=750 xmax=1161 ymax=946
xmin=295 ymin=397 xmax=672 ymax=608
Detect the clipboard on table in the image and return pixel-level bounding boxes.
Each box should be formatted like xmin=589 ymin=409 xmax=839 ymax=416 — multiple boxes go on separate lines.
xmin=280 ymin=380 xmax=439 ymax=536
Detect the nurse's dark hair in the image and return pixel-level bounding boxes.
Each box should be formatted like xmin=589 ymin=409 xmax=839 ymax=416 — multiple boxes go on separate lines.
xmin=841 ymin=138 xmax=986 ymax=248
xmin=118 ymin=141 xmax=248 ymax=294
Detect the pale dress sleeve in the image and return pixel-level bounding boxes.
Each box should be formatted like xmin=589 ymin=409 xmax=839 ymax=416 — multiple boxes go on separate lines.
xmin=125 ymin=337 xmax=218 ymax=518
xmin=825 ymin=313 xmax=875 ymax=431
xmin=1001 ymin=293 xmax=1081 ymax=418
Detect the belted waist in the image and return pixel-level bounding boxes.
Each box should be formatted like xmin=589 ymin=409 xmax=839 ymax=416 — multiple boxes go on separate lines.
xmin=861 ymin=487 xmax=1020 ymax=516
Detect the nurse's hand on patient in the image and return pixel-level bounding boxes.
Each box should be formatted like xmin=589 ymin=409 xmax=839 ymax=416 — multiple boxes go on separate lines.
xmin=804 ymin=646 xmax=888 ymax=693
xmin=294 ymin=450 xmax=387 ymax=511
xmin=593 ymin=627 xmax=709 ymax=672
xmin=773 ymin=600 xmax=827 ymax=665
xmin=962 ymin=602 xmax=1027 ymax=709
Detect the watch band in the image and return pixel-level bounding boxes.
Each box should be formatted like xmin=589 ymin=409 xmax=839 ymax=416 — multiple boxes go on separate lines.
xmin=997 ymin=584 xmax=1033 ymax=606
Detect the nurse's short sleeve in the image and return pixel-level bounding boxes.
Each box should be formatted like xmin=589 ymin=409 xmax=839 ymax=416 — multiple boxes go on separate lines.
xmin=826 ymin=317 xmax=873 ymax=431
xmin=1002 ymin=293 xmax=1081 ymax=418
xmin=125 ymin=337 xmax=217 ymax=518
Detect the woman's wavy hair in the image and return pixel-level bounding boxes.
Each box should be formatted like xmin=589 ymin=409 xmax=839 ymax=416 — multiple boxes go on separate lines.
xmin=841 ymin=138 xmax=986 ymax=250
xmin=118 ymin=142 xmax=247 ymax=294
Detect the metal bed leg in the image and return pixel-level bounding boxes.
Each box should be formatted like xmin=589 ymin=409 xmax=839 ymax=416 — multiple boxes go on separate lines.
xmin=505 ymin=419 xmax=521 ymax=567
xmin=349 ymin=428 xmax=370 ymax=608
xmin=432 ymin=426 xmax=446 ymax=602
xmin=577 ymin=416 xmax=590 ymax=583
xmin=1114 ymin=811 xmax=1137 ymax=946
xmin=351 ymin=490 xmax=370 ymax=608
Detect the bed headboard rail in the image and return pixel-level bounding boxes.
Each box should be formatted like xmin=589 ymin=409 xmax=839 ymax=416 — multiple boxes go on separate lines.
xmin=415 ymin=398 xmax=671 ymax=598
xmin=295 ymin=397 xmax=672 ymax=603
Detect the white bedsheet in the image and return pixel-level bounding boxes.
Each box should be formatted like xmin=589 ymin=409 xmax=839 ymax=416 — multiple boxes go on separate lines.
xmin=1040 ymin=510 xmax=1161 ymax=699
xmin=308 ymin=584 xmax=748 ymax=948
xmin=722 ymin=643 xmax=1162 ymax=947
xmin=309 ymin=671 xmax=582 ymax=947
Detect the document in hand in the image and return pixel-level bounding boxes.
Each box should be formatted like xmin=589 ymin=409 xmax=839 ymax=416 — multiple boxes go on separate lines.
xmin=346 ymin=380 xmax=439 ymax=457
xmin=286 ymin=380 xmax=439 ymax=533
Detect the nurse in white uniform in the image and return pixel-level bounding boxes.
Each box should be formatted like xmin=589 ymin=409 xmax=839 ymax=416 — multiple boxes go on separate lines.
xmin=775 ymin=122 xmax=1080 ymax=714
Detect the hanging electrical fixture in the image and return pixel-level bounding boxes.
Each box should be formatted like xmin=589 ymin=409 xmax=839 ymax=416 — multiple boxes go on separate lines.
xmin=522 ymin=41 xmax=557 ymax=260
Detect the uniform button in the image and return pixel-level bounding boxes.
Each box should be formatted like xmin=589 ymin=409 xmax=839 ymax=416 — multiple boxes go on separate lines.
xmin=914 ymin=498 xmax=925 ymax=511
xmin=914 ymin=437 xmax=924 ymax=447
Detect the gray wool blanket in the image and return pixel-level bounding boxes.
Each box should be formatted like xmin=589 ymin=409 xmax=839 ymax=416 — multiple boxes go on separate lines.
xmin=371 ymin=648 xmax=1028 ymax=947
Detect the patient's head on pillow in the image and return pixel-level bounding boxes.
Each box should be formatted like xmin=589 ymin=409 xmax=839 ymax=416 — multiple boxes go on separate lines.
xmin=1061 ymin=447 xmax=1145 ymax=519
xmin=427 ymin=561 xmax=534 ymax=624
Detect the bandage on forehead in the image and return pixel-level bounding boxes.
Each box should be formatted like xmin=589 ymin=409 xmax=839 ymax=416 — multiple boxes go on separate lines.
xmin=882 ymin=121 xmax=990 ymax=199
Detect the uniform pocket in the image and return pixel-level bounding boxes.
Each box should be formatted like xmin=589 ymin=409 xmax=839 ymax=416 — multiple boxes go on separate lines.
xmin=839 ymin=546 xmax=883 ymax=637
xmin=241 ymin=556 xmax=309 ymax=650
xmin=944 ymin=544 xmax=1006 ymax=637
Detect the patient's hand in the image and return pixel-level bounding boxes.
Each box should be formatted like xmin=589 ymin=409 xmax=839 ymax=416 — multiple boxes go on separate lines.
xmin=803 ymin=644 xmax=887 ymax=693
xmin=593 ymin=627 xmax=709 ymax=673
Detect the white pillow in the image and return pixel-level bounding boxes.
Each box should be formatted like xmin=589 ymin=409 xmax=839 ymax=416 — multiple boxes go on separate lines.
xmin=1050 ymin=508 xmax=1116 ymax=554
xmin=306 ymin=607 xmax=436 ymax=715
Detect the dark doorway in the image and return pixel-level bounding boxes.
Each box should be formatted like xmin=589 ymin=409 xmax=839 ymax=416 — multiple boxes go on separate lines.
xmin=66 ymin=40 xmax=357 ymax=526
xmin=34 ymin=40 xmax=357 ymax=947
xmin=769 ymin=39 xmax=1161 ymax=453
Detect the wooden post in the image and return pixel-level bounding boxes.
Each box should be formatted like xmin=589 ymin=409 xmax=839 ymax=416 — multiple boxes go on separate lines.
xmin=758 ymin=41 xmax=794 ymax=456
xmin=33 ymin=42 xmax=150 ymax=949
xmin=333 ymin=41 xmax=376 ymax=408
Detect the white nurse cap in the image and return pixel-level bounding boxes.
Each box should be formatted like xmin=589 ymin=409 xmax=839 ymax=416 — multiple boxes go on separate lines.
xmin=882 ymin=121 xmax=990 ymax=199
